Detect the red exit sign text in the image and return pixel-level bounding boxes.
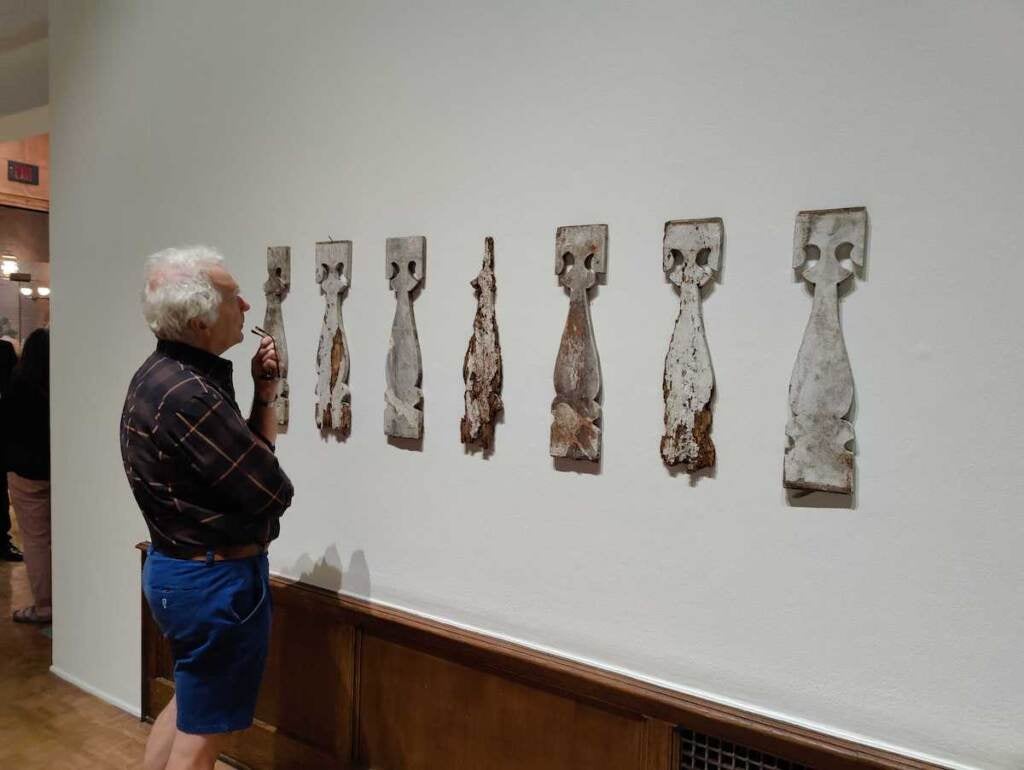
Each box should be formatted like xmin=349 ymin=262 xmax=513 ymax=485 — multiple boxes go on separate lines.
xmin=7 ymin=161 xmax=39 ymax=186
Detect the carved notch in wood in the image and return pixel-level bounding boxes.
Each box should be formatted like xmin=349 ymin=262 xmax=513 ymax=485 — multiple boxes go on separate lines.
xmin=315 ymin=240 xmax=352 ymax=437
xmin=785 ymin=207 xmax=867 ymax=494
xmin=460 ymin=237 xmax=503 ymax=451
xmin=661 ymin=218 xmax=722 ymax=472
xmin=550 ymin=224 xmax=607 ymax=461
xmin=384 ymin=236 xmax=425 ymax=440
xmin=263 ymin=246 xmax=291 ymax=429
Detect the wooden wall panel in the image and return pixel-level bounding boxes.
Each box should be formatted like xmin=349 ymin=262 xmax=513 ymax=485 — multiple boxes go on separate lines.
xmin=357 ymin=634 xmax=646 ymax=770
xmin=137 ymin=545 xmax=950 ymax=770
xmin=257 ymin=582 xmax=355 ymax=760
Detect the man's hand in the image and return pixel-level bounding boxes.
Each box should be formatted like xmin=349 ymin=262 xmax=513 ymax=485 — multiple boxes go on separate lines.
xmin=251 ymin=334 xmax=279 ymax=402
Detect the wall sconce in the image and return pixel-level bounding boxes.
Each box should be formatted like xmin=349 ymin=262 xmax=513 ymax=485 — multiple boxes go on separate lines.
xmin=37 ymin=286 xmax=50 ymax=297
xmin=1 ymin=255 xmax=19 ymax=276
xmin=19 ymin=287 xmax=33 ymax=297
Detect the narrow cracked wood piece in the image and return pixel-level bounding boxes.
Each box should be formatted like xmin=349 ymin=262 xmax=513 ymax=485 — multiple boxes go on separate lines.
xmin=784 ymin=207 xmax=867 ymax=494
xmin=661 ymin=218 xmax=722 ymax=472
xmin=263 ymin=246 xmax=290 ymax=429
xmin=461 ymin=237 xmax=503 ymax=450
xmin=315 ymin=240 xmax=352 ymax=437
xmin=384 ymin=236 xmax=425 ymax=439
xmin=550 ymin=224 xmax=607 ymax=461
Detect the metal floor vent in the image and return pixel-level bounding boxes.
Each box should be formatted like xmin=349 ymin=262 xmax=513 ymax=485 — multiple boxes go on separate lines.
xmin=679 ymin=728 xmax=813 ymax=770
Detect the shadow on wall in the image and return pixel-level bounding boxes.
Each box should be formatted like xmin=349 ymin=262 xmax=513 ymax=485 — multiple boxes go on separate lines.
xmin=291 ymin=545 xmax=372 ymax=598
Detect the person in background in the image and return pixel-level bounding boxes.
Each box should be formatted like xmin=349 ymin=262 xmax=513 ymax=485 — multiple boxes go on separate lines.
xmin=0 ymin=338 xmax=23 ymax=562
xmin=121 ymin=246 xmax=293 ymax=770
xmin=2 ymin=329 xmax=50 ymax=621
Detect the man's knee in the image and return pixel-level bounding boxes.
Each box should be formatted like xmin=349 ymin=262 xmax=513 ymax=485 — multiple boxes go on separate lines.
xmin=165 ymin=731 xmax=222 ymax=770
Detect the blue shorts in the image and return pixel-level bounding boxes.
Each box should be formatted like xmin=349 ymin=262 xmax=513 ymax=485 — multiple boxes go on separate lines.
xmin=142 ymin=547 xmax=272 ymax=734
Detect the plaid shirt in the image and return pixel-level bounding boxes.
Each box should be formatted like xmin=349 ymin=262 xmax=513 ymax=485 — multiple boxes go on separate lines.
xmin=120 ymin=340 xmax=294 ymax=556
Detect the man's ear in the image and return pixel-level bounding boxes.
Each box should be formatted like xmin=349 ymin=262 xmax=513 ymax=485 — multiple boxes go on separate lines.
xmin=187 ymin=317 xmax=208 ymax=335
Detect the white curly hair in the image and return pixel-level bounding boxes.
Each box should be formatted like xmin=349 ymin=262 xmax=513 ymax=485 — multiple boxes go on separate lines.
xmin=142 ymin=246 xmax=226 ymax=342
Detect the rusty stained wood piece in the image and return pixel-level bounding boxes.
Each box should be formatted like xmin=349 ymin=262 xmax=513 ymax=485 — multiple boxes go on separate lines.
xmin=785 ymin=207 xmax=867 ymax=494
xmin=263 ymin=246 xmax=290 ymax=428
xmin=460 ymin=237 xmax=503 ymax=450
xmin=660 ymin=218 xmax=722 ymax=471
xmin=550 ymin=224 xmax=607 ymax=461
xmin=315 ymin=240 xmax=352 ymax=437
xmin=384 ymin=236 xmax=425 ymax=439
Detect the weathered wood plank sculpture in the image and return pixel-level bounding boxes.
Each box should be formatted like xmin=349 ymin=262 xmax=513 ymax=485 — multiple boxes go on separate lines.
xmin=460 ymin=237 xmax=503 ymax=450
xmin=785 ymin=207 xmax=867 ymax=494
xmin=550 ymin=224 xmax=607 ymax=461
xmin=661 ymin=218 xmax=722 ymax=472
xmin=384 ymin=236 xmax=425 ymax=440
xmin=315 ymin=240 xmax=352 ymax=437
xmin=263 ymin=246 xmax=290 ymax=428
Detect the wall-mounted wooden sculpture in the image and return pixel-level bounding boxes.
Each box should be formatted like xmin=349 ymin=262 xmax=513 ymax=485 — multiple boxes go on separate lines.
xmin=550 ymin=224 xmax=607 ymax=461
xmin=460 ymin=237 xmax=503 ymax=450
xmin=384 ymin=236 xmax=425 ymax=440
xmin=785 ymin=207 xmax=867 ymax=494
xmin=661 ymin=218 xmax=722 ymax=472
xmin=315 ymin=240 xmax=352 ymax=437
xmin=263 ymin=246 xmax=290 ymax=428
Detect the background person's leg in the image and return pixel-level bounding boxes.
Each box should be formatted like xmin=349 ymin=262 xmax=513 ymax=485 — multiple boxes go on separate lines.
xmin=144 ymin=695 xmax=178 ymax=770
xmin=6 ymin=474 xmax=51 ymax=614
xmin=0 ymin=470 xmax=22 ymax=560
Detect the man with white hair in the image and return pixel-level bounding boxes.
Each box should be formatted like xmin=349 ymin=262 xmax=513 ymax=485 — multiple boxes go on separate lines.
xmin=120 ymin=246 xmax=294 ymax=770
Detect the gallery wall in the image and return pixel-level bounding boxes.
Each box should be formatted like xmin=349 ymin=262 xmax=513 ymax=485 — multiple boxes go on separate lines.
xmin=49 ymin=3 xmax=1024 ymax=768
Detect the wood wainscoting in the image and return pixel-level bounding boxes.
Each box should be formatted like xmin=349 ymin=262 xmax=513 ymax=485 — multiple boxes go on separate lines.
xmin=138 ymin=546 xmax=948 ymax=770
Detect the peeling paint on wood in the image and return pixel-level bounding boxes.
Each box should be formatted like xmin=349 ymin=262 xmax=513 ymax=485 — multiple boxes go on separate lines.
xmin=550 ymin=224 xmax=607 ymax=461
xmin=263 ymin=246 xmax=290 ymax=429
xmin=661 ymin=218 xmax=722 ymax=472
xmin=785 ymin=207 xmax=867 ymax=494
xmin=384 ymin=236 xmax=425 ymax=440
xmin=315 ymin=240 xmax=352 ymax=437
xmin=460 ymin=237 xmax=503 ymax=451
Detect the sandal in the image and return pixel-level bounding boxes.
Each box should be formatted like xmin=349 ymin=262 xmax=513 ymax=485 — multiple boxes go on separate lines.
xmin=12 ymin=606 xmax=51 ymax=624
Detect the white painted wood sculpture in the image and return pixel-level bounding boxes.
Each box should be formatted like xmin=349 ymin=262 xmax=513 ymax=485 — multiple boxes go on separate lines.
xmin=314 ymin=240 xmax=352 ymax=437
xmin=263 ymin=246 xmax=290 ymax=428
xmin=550 ymin=224 xmax=607 ymax=461
xmin=460 ymin=237 xmax=503 ymax=450
xmin=384 ymin=236 xmax=425 ymax=440
xmin=661 ymin=218 xmax=722 ymax=472
xmin=785 ymin=207 xmax=867 ymax=494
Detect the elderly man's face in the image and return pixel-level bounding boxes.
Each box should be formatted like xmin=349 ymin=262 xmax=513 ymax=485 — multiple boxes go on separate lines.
xmin=203 ymin=265 xmax=251 ymax=354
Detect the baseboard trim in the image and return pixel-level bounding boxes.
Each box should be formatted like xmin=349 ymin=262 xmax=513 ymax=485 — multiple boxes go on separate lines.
xmin=50 ymin=664 xmax=141 ymax=719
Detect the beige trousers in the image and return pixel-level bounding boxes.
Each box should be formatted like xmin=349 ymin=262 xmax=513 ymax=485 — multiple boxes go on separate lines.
xmin=8 ymin=473 xmax=51 ymax=611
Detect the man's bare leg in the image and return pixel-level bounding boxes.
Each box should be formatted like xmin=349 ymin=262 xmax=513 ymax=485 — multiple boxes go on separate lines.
xmin=144 ymin=695 xmax=178 ymax=770
xmin=165 ymin=731 xmax=222 ymax=770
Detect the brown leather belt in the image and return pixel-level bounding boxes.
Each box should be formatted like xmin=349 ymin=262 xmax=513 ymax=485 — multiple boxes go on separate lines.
xmin=185 ymin=543 xmax=267 ymax=562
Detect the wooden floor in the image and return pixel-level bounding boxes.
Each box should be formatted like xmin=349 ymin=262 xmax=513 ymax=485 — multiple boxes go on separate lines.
xmin=0 ymin=535 xmax=230 ymax=769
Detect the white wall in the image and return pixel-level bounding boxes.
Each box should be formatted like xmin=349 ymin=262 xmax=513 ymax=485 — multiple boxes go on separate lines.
xmin=49 ymin=2 xmax=1024 ymax=768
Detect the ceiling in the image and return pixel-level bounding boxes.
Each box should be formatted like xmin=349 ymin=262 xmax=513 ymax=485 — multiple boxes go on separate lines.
xmin=0 ymin=0 xmax=47 ymax=54
xmin=0 ymin=0 xmax=48 ymax=120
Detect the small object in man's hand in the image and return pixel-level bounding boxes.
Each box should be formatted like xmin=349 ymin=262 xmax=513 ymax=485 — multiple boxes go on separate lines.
xmin=250 ymin=327 xmax=279 ymax=380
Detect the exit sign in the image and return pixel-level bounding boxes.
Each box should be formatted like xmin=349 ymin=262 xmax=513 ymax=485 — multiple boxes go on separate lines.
xmin=7 ymin=160 xmax=39 ymax=186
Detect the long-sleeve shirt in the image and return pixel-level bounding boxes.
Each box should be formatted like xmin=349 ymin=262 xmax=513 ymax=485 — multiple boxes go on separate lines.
xmin=1 ymin=376 xmax=50 ymax=480
xmin=120 ymin=339 xmax=294 ymax=557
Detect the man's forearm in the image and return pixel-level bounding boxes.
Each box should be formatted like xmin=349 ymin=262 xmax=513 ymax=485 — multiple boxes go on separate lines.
xmin=249 ymin=399 xmax=278 ymax=447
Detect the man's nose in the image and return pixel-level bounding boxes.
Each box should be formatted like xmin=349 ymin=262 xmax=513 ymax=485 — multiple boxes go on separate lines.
xmin=240 ymin=296 xmax=251 ymax=312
